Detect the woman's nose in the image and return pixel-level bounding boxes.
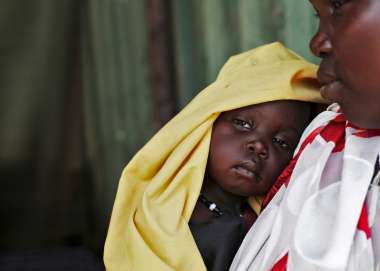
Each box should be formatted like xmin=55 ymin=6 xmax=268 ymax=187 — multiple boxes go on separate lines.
xmin=246 ymin=140 xmax=268 ymax=160
xmin=310 ymin=30 xmax=332 ymax=58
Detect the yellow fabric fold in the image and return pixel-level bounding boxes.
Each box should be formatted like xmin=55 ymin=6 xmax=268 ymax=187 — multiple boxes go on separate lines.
xmin=248 ymin=196 xmax=263 ymax=215
xmin=104 ymin=42 xmax=326 ymax=271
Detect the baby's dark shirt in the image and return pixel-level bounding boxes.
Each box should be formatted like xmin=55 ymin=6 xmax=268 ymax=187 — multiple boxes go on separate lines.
xmin=189 ymin=203 xmax=256 ymax=271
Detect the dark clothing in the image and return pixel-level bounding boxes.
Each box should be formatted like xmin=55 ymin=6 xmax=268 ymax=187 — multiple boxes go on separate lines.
xmin=189 ymin=204 xmax=256 ymax=271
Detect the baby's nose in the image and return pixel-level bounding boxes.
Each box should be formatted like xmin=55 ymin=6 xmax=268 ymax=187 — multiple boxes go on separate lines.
xmin=246 ymin=140 xmax=268 ymax=160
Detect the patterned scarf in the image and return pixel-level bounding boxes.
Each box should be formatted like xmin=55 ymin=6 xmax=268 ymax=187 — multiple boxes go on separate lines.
xmin=230 ymin=105 xmax=380 ymax=271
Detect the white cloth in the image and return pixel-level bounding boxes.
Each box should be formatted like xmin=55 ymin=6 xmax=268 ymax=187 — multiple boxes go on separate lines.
xmin=230 ymin=106 xmax=380 ymax=271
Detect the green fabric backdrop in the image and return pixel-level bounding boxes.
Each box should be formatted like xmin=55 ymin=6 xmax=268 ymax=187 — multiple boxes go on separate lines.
xmin=0 ymin=0 xmax=319 ymax=255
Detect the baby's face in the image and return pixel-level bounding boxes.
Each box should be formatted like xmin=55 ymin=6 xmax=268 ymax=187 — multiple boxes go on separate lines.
xmin=310 ymin=0 xmax=380 ymax=128
xmin=207 ymin=100 xmax=310 ymax=197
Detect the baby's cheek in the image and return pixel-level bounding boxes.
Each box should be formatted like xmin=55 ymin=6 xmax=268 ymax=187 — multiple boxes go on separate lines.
xmin=265 ymin=161 xmax=284 ymax=182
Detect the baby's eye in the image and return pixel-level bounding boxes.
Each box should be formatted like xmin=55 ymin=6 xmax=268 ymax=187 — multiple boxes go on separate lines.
xmin=232 ymin=118 xmax=253 ymax=129
xmin=272 ymin=137 xmax=289 ymax=150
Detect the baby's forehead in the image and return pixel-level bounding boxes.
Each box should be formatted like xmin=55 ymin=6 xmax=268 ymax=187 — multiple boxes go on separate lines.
xmin=223 ymin=100 xmax=310 ymax=115
xmin=219 ymin=100 xmax=311 ymax=131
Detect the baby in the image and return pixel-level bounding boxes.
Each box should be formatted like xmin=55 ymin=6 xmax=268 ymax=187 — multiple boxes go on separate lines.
xmin=189 ymin=100 xmax=311 ymax=270
xmin=104 ymin=42 xmax=325 ymax=271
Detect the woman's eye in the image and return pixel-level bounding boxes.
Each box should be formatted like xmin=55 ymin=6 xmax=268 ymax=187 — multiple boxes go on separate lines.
xmin=233 ymin=119 xmax=253 ymax=129
xmin=272 ymin=137 xmax=289 ymax=149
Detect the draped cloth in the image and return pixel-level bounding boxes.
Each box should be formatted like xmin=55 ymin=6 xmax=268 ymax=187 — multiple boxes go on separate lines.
xmin=103 ymin=42 xmax=325 ymax=271
xmin=230 ymin=104 xmax=380 ymax=271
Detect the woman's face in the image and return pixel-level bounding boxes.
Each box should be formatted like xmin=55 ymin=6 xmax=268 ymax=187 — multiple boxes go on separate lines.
xmin=309 ymin=0 xmax=380 ymax=128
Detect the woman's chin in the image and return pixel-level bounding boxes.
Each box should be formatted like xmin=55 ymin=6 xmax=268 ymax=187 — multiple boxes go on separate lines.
xmin=343 ymin=109 xmax=380 ymax=129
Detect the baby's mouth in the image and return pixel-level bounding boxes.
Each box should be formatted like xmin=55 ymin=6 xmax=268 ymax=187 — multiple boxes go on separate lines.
xmin=232 ymin=164 xmax=261 ymax=182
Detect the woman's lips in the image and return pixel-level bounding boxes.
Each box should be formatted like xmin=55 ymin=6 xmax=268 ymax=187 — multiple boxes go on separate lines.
xmin=317 ymin=69 xmax=343 ymax=103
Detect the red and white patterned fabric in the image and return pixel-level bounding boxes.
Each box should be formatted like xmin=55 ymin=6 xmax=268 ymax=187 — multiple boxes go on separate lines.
xmin=230 ymin=105 xmax=380 ymax=271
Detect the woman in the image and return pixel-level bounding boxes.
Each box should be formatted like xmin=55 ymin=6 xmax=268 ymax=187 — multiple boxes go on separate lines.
xmin=230 ymin=1 xmax=380 ymax=270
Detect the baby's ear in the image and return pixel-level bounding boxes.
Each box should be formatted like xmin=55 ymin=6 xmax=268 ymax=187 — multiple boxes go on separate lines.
xmin=310 ymin=103 xmax=329 ymax=120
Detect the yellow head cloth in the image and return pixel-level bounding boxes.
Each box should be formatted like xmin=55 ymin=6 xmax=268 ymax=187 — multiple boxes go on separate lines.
xmin=104 ymin=42 xmax=325 ymax=270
